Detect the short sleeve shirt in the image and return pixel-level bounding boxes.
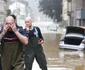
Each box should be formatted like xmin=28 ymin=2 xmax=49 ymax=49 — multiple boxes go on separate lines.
xmin=24 ymin=26 xmax=43 ymax=40
xmin=0 ymin=26 xmax=26 ymax=42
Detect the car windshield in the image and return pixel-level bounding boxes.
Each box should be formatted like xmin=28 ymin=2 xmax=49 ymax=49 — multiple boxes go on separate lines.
xmin=48 ymin=24 xmax=56 ymax=28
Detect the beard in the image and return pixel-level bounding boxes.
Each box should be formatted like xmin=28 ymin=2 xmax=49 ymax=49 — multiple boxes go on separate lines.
xmin=7 ymin=27 xmax=12 ymax=31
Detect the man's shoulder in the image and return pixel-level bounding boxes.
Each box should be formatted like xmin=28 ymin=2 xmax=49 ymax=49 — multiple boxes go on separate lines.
xmin=17 ymin=25 xmax=23 ymax=28
xmin=17 ymin=26 xmax=24 ymax=32
xmin=17 ymin=26 xmax=26 ymax=35
xmin=33 ymin=26 xmax=39 ymax=29
xmin=17 ymin=25 xmax=23 ymax=29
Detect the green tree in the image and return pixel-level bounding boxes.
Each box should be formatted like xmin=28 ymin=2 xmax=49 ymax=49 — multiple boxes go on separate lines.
xmin=38 ymin=0 xmax=62 ymax=22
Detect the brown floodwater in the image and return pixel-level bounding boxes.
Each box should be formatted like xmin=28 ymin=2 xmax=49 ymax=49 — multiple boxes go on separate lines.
xmin=42 ymin=33 xmax=85 ymax=70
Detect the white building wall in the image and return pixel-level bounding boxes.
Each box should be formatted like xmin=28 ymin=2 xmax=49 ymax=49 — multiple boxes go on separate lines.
xmin=62 ymin=0 xmax=68 ymax=21
xmin=0 ymin=0 xmax=7 ymax=26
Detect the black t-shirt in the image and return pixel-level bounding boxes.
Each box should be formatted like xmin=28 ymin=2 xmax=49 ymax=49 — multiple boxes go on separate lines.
xmin=24 ymin=26 xmax=43 ymax=40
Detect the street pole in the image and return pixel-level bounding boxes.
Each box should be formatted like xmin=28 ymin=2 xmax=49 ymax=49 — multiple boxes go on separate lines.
xmin=52 ymin=10 xmax=55 ymax=22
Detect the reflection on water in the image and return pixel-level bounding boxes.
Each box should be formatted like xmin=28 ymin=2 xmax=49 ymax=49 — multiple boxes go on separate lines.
xmin=48 ymin=68 xmax=73 ymax=70
xmin=43 ymin=33 xmax=85 ymax=70
xmin=59 ymin=51 xmax=84 ymax=59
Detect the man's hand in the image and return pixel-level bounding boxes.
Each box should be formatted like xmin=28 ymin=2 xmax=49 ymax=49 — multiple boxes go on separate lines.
xmin=2 ymin=23 xmax=9 ymax=34
xmin=80 ymin=26 xmax=85 ymax=29
xmin=10 ymin=22 xmax=18 ymax=33
xmin=38 ymin=39 xmax=44 ymax=44
xmin=25 ymin=25 xmax=29 ymax=31
xmin=0 ymin=23 xmax=9 ymax=41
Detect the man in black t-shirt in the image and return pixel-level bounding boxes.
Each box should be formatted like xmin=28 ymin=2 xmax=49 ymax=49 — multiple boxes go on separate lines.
xmin=24 ymin=17 xmax=48 ymax=70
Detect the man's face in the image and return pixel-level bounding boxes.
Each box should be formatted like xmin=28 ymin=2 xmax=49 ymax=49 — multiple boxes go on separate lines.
xmin=25 ymin=19 xmax=32 ymax=27
xmin=5 ymin=20 xmax=15 ymax=31
xmin=5 ymin=16 xmax=15 ymax=31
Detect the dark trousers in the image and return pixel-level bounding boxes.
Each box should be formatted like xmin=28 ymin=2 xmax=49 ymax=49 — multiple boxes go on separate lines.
xmin=24 ymin=49 xmax=47 ymax=70
xmin=0 ymin=56 xmax=2 ymax=70
xmin=1 ymin=41 xmax=24 ymax=70
xmin=24 ymin=37 xmax=48 ymax=70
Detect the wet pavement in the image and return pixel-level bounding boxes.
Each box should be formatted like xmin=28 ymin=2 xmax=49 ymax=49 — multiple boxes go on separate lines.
xmin=42 ymin=33 xmax=85 ymax=70
xmin=31 ymin=24 xmax=85 ymax=70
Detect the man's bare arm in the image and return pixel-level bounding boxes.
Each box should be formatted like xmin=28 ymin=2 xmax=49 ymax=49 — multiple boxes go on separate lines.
xmin=14 ymin=31 xmax=28 ymax=45
xmin=0 ymin=32 xmax=5 ymax=41
xmin=0 ymin=23 xmax=9 ymax=41
xmin=11 ymin=23 xmax=28 ymax=45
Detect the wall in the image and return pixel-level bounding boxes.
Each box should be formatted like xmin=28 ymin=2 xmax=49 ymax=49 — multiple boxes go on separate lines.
xmin=71 ymin=0 xmax=85 ymax=26
xmin=62 ymin=0 xmax=68 ymax=21
xmin=0 ymin=0 xmax=8 ymax=26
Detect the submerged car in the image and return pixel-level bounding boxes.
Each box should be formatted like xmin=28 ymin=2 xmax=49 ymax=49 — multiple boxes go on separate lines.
xmin=59 ymin=26 xmax=85 ymax=50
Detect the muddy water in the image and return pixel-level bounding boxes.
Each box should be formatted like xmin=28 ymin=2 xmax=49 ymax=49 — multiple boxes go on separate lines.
xmin=43 ymin=33 xmax=85 ymax=70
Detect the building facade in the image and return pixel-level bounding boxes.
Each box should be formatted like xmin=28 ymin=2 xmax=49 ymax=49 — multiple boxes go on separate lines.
xmin=72 ymin=0 xmax=85 ymax=26
xmin=62 ymin=0 xmax=69 ymax=27
xmin=0 ymin=0 xmax=8 ymax=26
xmin=62 ymin=0 xmax=68 ymax=21
xmin=9 ymin=0 xmax=28 ymax=28
xmin=62 ymin=0 xmax=85 ymax=26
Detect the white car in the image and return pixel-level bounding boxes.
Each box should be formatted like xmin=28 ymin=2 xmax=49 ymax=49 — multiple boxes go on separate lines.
xmin=47 ymin=23 xmax=57 ymax=31
xmin=59 ymin=26 xmax=85 ymax=50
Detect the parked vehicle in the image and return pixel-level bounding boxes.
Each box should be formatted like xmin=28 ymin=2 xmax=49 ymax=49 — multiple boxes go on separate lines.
xmin=47 ymin=23 xmax=58 ymax=31
xmin=59 ymin=26 xmax=85 ymax=50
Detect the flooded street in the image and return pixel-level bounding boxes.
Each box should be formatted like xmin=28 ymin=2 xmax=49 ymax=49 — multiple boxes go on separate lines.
xmin=1 ymin=0 xmax=85 ymax=70
xmin=42 ymin=33 xmax=85 ymax=70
